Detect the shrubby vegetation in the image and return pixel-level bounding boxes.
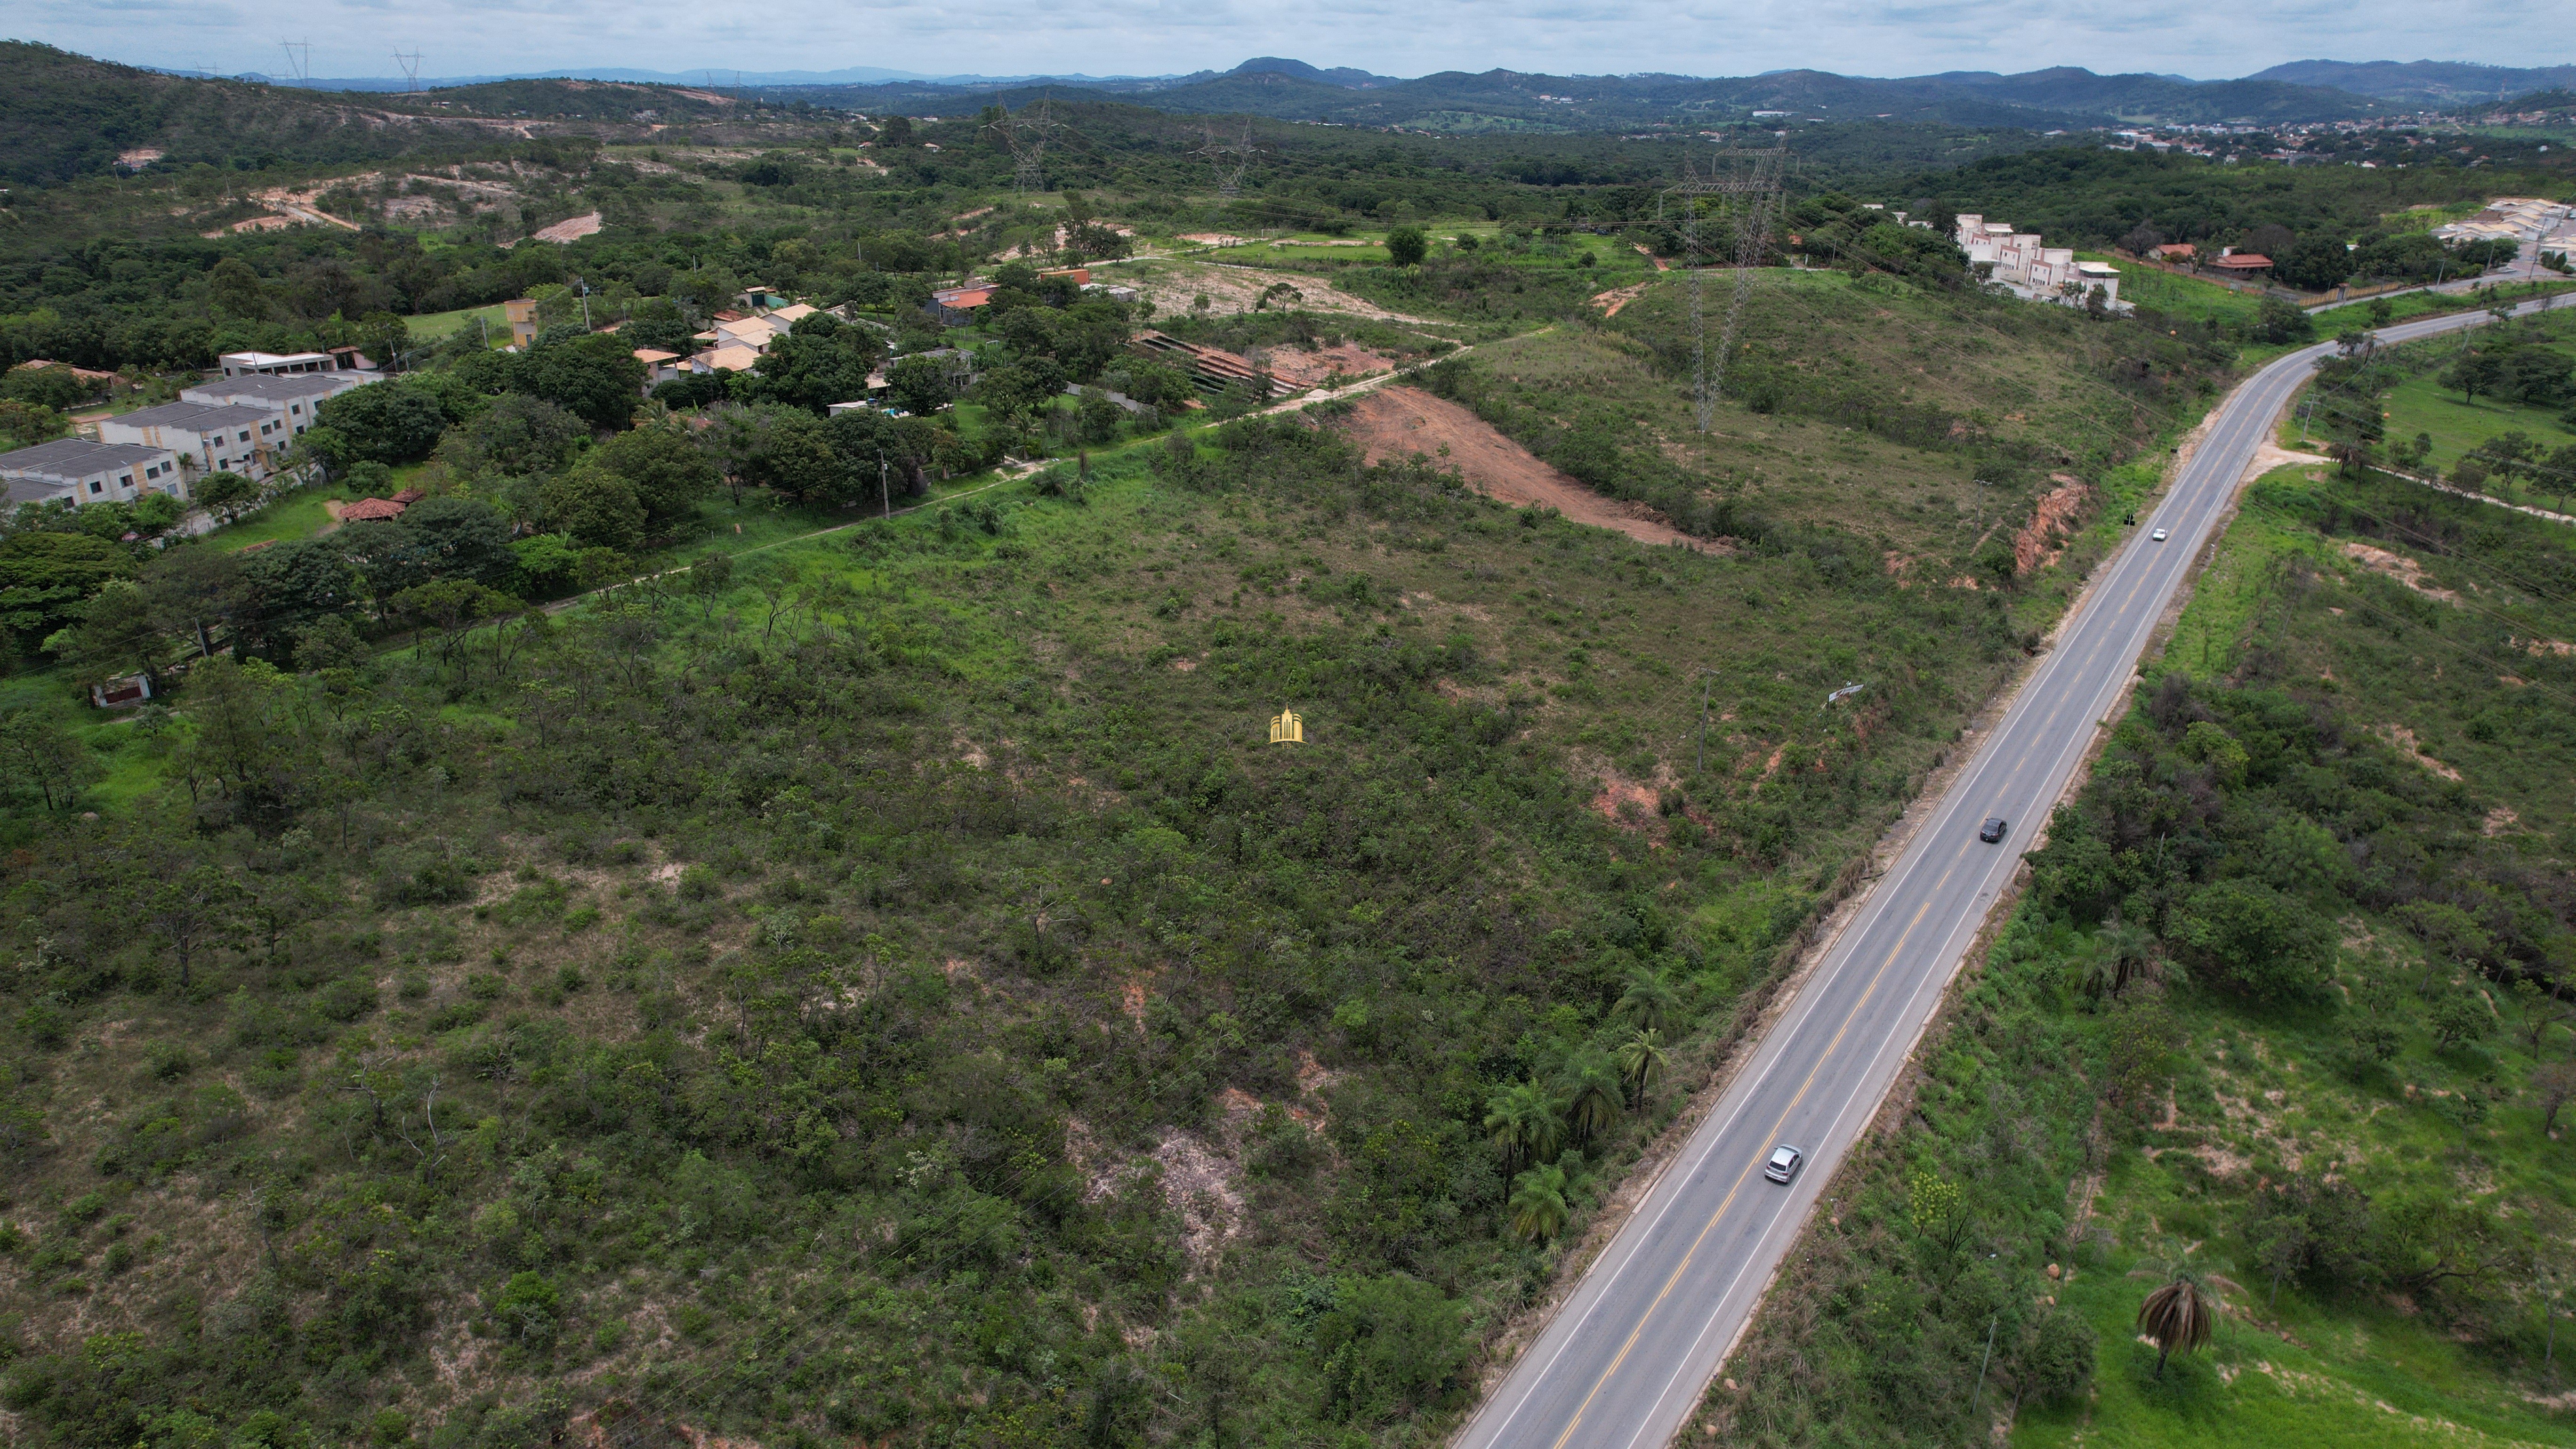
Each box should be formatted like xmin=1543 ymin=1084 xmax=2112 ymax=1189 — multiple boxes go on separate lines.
xmin=1719 ymin=449 xmax=2576 ymax=1444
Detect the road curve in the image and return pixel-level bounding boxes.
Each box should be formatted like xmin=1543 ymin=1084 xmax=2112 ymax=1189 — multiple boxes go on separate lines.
xmin=1455 ymin=292 xmax=2576 ymax=1449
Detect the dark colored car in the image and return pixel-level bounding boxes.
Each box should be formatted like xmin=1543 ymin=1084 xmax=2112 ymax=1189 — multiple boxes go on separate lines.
xmin=1979 ymin=817 xmax=2008 ymax=843
xmin=1763 ymin=1144 xmax=1803 ymax=1184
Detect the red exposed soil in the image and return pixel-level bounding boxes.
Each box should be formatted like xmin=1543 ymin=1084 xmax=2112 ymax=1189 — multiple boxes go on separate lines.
xmin=1264 ymin=341 xmax=1400 ymax=388
xmin=1338 ymin=386 xmax=1708 ymax=551
xmin=2013 ymin=475 xmax=2094 ymax=575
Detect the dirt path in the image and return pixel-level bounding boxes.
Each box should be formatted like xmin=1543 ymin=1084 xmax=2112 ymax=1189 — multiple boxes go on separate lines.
xmin=1336 ymin=386 xmax=1709 ymax=550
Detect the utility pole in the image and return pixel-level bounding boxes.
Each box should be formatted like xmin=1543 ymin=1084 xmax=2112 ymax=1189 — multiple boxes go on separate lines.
xmin=1695 ymin=668 xmax=1721 ymax=778
xmin=1971 ymin=1312 xmax=1999 ymax=1411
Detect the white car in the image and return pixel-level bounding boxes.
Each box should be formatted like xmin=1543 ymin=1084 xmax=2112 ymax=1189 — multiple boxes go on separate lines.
xmin=2150 ymin=527 xmax=2169 ymax=542
xmin=1763 ymin=1144 xmax=1803 ymax=1184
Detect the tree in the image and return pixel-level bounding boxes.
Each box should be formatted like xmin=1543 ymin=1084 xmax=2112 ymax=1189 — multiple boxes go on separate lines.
xmin=208 ymin=257 xmax=267 ymax=319
xmin=2250 ymin=295 xmax=2313 ymax=345
xmin=432 ymin=394 xmax=586 ymax=481
xmin=753 ymin=313 xmax=884 ymax=413
xmin=2012 ymin=1309 xmax=2096 ymax=1411
xmin=2530 ymin=1061 xmax=2576 ymax=1136
xmin=234 ymin=538 xmax=359 ymax=657
xmin=0 ymin=529 xmax=139 ymax=652
xmin=2278 ymin=237 xmax=2359 ymax=293
xmin=886 ymin=354 xmax=954 ymax=417
xmin=1507 ymin=1164 xmax=1570 ymax=1243
xmin=1616 ymin=1027 xmax=1669 ymax=1103
xmin=1615 ymin=966 xmax=1679 ymax=1033
xmin=138 ymin=547 xmax=247 ymax=659
xmin=193 ymin=471 xmax=258 ymax=523
xmin=389 ymin=578 xmax=521 ymax=668
xmin=1562 ymin=1054 xmax=1624 ymax=1143
xmin=738 ymin=407 xmax=849 ymax=504
xmin=0 ymin=398 xmax=67 ymax=449
xmin=517 ymin=331 xmax=645 ymax=431
xmin=2082 ymin=916 xmax=2157 ymax=1000
xmin=50 ymin=580 xmax=169 ymax=687
xmin=316 ymin=381 xmax=448 ymax=465
xmin=2 ymin=364 xmax=98 ymax=411
xmin=1483 ymin=1079 xmax=1563 ymax=1175
xmin=144 ymin=861 xmax=245 ymax=990
xmin=2135 ymin=1270 xmax=2216 ymax=1379
xmin=589 ymin=425 xmax=719 ymax=531
xmin=2427 ymin=987 xmax=2492 ymax=1051
xmin=2246 ymin=1194 xmax=2310 ymax=1308
xmin=2165 ymin=879 xmax=2334 ymax=999
xmin=2509 ymin=977 xmax=2575 ymax=1056
xmin=540 ymin=465 xmax=645 ymax=551
xmin=1385 ymin=227 xmax=1429 ymax=268
xmin=2441 ymin=349 xmax=2505 ymax=405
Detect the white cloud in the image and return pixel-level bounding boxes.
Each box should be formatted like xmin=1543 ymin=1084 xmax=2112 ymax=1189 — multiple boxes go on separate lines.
xmin=14 ymin=0 xmax=2561 ymax=83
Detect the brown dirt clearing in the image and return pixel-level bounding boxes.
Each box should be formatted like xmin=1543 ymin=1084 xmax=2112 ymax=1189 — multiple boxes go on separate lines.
xmin=1337 ymin=387 xmax=1708 ymax=551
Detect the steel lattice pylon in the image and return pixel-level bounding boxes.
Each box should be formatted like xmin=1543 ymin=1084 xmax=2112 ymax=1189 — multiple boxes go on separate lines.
xmin=1660 ymin=147 xmax=1786 ymax=433
xmin=984 ymin=97 xmax=1067 ymax=194
xmin=1192 ymin=121 xmax=1262 ymax=199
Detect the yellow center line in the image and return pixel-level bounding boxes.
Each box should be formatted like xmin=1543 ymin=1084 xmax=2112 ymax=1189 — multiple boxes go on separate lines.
xmin=1544 ymin=862 xmax=1958 ymax=1449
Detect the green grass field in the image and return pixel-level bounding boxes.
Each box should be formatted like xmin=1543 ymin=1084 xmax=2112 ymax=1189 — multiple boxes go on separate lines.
xmin=2372 ymin=318 xmax=2576 ymax=488
xmin=402 ymin=303 xmax=509 ymax=344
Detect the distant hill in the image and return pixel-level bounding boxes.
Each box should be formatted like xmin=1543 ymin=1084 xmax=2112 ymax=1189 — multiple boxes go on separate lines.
xmin=797 ymin=63 xmax=2384 ymax=131
xmin=0 ymin=41 xmax=494 ymax=187
xmin=2248 ymin=59 xmax=2576 ymax=105
xmin=0 ymin=43 xmax=776 ymax=189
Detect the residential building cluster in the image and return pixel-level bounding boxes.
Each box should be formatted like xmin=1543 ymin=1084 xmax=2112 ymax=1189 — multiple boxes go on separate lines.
xmin=2431 ymin=197 xmax=2576 ymax=253
xmin=1953 ymin=215 xmax=2125 ymax=309
xmin=2 ymin=354 xmax=375 ymax=511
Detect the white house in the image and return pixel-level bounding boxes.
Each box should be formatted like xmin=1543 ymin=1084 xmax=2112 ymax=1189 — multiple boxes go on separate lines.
xmin=98 ymin=401 xmax=299 ymax=485
xmin=180 ymin=371 xmax=370 ymax=439
xmin=0 ymin=438 xmax=185 ymax=508
xmin=1954 ymin=214 xmax=2122 ymax=310
xmin=217 ymin=348 xmax=382 ymax=378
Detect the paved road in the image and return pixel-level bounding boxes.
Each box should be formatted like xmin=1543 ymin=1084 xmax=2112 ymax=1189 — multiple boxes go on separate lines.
xmin=1455 ymin=291 xmax=2576 ymax=1449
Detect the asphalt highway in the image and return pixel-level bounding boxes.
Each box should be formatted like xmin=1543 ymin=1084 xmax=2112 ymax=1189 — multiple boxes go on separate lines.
xmin=1455 ymin=292 xmax=2576 ymax=1449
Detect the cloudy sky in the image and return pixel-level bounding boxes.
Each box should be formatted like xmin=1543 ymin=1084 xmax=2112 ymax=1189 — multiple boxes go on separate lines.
xmin=15 ymin=0 xmax=2561 ymax=83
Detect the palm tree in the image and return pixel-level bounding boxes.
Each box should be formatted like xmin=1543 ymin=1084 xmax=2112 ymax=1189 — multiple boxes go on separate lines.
xmin=2135 ymin=1270 xmax=2217 ymax=1379
xmin=1563 ymin=1055 xmax=1625 ymax=1144
xmin=1615 ymin=967 xmax=1680 ymax=1035
xmin=1508 ymin=1164 xmax=1570 ymax=1243
xmin=2085 ymin=918 xmax=2157 ymax=1000
xmin=1484 ymin=1079 xmax=1564 ymax=1176
xmin=1616 ymin=1028 xmax=1670 ymax=1105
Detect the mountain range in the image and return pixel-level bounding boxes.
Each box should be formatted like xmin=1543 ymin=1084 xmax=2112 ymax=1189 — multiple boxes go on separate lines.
xmin=242 ymin=55 xmax=2576 ymax=114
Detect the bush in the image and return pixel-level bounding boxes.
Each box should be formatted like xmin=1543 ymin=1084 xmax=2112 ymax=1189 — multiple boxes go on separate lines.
xmin=2165 ymin=879 xmax=2335 ymax=999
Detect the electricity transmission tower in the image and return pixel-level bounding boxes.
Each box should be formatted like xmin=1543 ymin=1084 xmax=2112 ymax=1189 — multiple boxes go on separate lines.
xmin=1192 ymin=121 xmax=1262 ymax=199
xmin=390 ymin=50 xmax=424 ymax=93
xmin=984 ymin=97 xmax=1066 ymax=194
xmin=278 ymin=39 xmax=312 ymax=84
xmin=1661 ymin=146 xmax=1786 ymax=433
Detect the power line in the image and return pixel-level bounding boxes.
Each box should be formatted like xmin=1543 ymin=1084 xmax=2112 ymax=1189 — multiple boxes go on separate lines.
xmin=278 ymin=39 xmax=311 ymax=85
xmin=390 ymin=50 xmax=423 ymax=94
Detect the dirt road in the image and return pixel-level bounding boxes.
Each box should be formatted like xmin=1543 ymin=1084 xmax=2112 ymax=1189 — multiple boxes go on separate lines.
xmin=1337 ymin=386 xmax=1707 ymax=550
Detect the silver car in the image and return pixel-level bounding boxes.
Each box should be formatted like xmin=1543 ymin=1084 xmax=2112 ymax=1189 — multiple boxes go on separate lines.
xmin=1763 ymin=1144 xmax=1803 ymax=1184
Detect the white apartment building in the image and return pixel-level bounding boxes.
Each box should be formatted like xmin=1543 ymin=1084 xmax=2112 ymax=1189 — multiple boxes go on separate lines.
xmin=97 ymin=401 xmax=290 ymax=485
xmin=1954 ymin=214 xmax=2123 ymax=309
xmin=0 ymin=438 xmax=185 ymax=508
xmin=181 ymin=371 xmax=371 ymax=441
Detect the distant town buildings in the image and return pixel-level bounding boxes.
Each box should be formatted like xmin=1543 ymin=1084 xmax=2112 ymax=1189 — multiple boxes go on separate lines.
xmin=2432 ymin=197 xmax=2575 ymax=252
xmin=1954 ymin=215 xmax=2124 ymax=310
